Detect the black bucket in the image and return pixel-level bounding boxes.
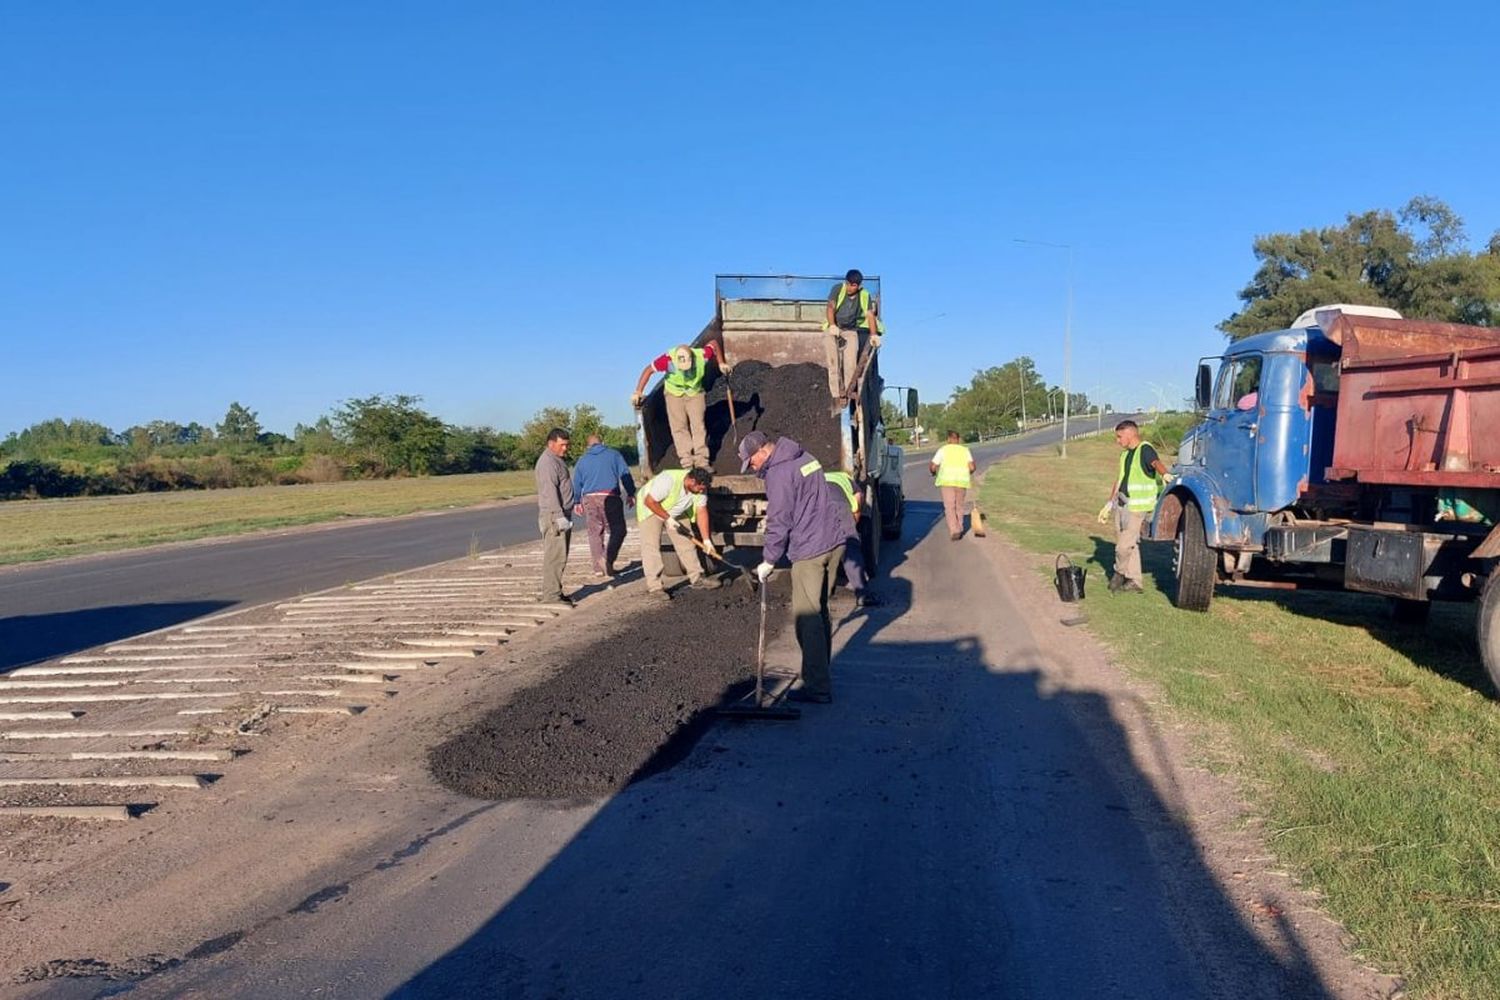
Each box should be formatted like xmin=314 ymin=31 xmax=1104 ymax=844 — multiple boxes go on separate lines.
xmin=1055 ymin=554 xmax=1086 ymax=602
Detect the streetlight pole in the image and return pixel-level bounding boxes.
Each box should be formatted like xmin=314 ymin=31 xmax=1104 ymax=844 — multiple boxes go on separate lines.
xmin=1014 ymin=239 xmax=1074 ymax=457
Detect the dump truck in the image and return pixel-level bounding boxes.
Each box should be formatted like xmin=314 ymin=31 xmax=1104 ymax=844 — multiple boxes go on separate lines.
xmin=1151 ymin=304 xmax=1500 ymax=690
xmin=637 ymin=274 xmax=916 ymax=569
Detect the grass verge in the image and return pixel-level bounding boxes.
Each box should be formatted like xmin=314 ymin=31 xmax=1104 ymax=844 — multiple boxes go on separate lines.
xmin=0 ymin=471 xmax=535 ymax=565
xmin=979 ymin=431 xmax=1500 ymax=999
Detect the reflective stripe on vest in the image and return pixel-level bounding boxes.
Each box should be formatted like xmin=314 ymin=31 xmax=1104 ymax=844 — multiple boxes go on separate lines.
xmin=637 ymin=468 xmax=693 ymax=522
xmin=1118 ymin=442 xmax=1162 ymax=513
xmin=830 ymin=286 xmax=885 ymax=333
xmin=663 ymin=349 xmax=708 ymax=397
xmin=824 ymin=471 xmax=857 ymax=513
xmin=799 ymin=458 xmax=823 ymax=477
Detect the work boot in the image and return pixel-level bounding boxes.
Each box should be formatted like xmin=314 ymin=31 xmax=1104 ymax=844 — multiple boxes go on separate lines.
xmin=856 ymin=591 xmax=884 ymax=608
xmin=542 ymin=593 xmax=575 ymax=608
xmin=950 ymin=532 xmax=961 ymax=542
xmin=787 ymin=688 xmax=833 ymax=705
xmin=1121 ymin=580 xmax=1144 ymax=594
xmin=649 ymin=588 xmax=673 ymax=602
xmin=690 ymin=575 xmax=722 ymax=590
xmin=1107 ymin=573 xmax=1125 ymax=593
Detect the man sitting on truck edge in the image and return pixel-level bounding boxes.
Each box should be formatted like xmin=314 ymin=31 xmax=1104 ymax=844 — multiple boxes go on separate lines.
xmin=638 ymin=466 xmax=722 ymax=599
xmin=631 ymin=339 xmax=728 ymax=471
xmin=1097 ymin=419 xmax=1171 ymax=594
xmin=741 ymin=430 xmax=853 ymax=705
xmin=824 ymin=269 xmax=883 ymax=406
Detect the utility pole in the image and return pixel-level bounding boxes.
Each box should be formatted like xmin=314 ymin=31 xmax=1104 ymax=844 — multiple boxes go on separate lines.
xmin=1013 ymin=239 xmax=1075 ymax=457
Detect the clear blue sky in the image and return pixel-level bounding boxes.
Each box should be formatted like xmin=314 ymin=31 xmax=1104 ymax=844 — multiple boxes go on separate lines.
xmin=4 ymin=1 xmax=1498 ymax=436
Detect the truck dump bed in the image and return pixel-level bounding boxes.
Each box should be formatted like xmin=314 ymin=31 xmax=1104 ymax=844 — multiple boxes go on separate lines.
xmin=1324 ymin=313 xmax=1500 ymax=487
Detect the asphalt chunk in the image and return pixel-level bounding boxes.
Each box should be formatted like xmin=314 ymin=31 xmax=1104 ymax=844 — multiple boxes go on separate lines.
xmin=656 ymin=360 xmax=844 ymax=475
xmin=428 ymin=583 xmax=789 ymax=800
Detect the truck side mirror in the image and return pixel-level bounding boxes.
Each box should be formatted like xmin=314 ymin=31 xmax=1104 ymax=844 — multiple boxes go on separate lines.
xmin=906 ymin=389 xmax=919 ymax=420
xmin=1195 ymin=363 xmax=1212 ymax=410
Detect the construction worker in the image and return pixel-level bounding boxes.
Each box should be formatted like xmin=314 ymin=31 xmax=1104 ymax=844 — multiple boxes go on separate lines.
xmin=824 ymin=469 xmax=882 ymax=607
xmin=638 ymin=466 xmax=722 ymax=599
xmin=823 ymin=269 xmax=884 ymax=403
xmin=929 ymin=430 xmax=976 ymax=540
xmin=571 ymin=433 xmax=636 ymax=577
xmin=741 ymin=430 xmax=851 ymax=704
xmin=1098 ymin=419 xmax=1170 ymax=593
xmin=534 ymin=427 xmax=576 ymax=607
xmin=631 ymin=339 xmax=728 ymax=470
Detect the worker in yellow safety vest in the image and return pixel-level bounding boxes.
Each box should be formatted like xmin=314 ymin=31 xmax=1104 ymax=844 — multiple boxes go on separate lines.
xmin=824 ymin=269 xmax=885 ymax=404
xmin=1097 ymin=419 xmax=1171 ymax=593
xmin=631 ymin=338 xmax=728 ymax=470
xmin=638 ymin=466 xmax=722 ymax=599
xmin=929 ymin=430 xmax=976 ymax=541
xmin=824 ymin=470 xmax=882 ymax=607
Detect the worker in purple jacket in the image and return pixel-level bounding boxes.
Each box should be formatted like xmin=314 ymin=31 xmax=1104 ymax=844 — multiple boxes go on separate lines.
xmin=739 ymin=430 xmax=854 ymax=705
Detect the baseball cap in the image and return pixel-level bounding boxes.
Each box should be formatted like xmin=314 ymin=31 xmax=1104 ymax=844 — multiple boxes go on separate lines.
xmin=738 ymin=430 xmax=769 ymax=472
xmin=672 ymin=345 xmax=694 ymax=371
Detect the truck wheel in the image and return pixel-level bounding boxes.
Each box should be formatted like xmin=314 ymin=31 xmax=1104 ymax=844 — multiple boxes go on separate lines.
xmin=1478 ymin=574 xmax=1500 ymax=696
xmin=880 ymin=486 xmax=903 ymax=540
xmin=1388 ymin=597 xmax=1431 ymax=625
xmin=1173 ymin=500 xmax=1215 ymax=612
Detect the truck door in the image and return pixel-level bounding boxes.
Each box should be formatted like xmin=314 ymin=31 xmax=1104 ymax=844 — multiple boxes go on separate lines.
xmin=1199 ymin=353 xmax=1264 ymax=513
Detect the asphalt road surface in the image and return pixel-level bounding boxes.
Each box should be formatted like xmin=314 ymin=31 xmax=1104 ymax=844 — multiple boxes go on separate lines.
xmin=0 ymin=419 xmax=1111 ymax=674
xmin=36 ymin=411 xmax=1362 ymax=1000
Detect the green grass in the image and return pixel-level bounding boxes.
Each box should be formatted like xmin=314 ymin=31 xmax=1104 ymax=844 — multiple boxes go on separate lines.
xmin=980 ymin=433 xmax=1500 ymax=999
xmin=0 ymin=471 xmax=536 ymax=565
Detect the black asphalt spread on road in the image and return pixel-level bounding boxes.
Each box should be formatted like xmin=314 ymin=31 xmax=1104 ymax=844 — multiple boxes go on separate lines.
xmin=428 ymin=582 xmax=791 ymax=800
xmin=657 ymin=361 xmax=844 ymax=475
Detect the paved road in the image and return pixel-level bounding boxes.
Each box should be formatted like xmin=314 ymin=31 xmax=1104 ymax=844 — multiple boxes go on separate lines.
xmin=0 ymin=420 xmax=1115 ymax=673
xmin=87 ymin=411 xmax=1348 ymax=1000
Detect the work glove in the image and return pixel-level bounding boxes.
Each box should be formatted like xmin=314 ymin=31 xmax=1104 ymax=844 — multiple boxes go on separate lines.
xmin=666 ymin=517 xmax=689 ymax=535
xmin=1162 ymin=472 xmax=1177 ymax=485
xmin=554 ymin=515 xmax=572 ymax=532
xmin=869 ymin=333 xmax=883 ymax=348
xmin=1096 ymin=502 xmax=1113 ymax=525
xmin=755 ymin=561 xmax=774 ymax=583
xmin=702 ymin=540 xmax=719 ymax=559
xmin=631 ymin=391 xmax=644 ymax=408
xmin=721 ymin=361 xmax=734 ymax=376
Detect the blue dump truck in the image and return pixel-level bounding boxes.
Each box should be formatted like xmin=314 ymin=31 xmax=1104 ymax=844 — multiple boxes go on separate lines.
xmin=1151 ymin=305 xmax=1500 ymax=690
xmin=637 ymin=275 xmax=916 ymax=569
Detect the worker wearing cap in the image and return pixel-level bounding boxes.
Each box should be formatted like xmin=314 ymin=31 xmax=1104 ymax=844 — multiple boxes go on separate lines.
xmin=930 ymin=430 xmax=976 ymax=540
xmin=740 ymin=430 xmax=852 ymax=704
xmin=1097 ymin=419 xmax=1171 ymax=593
xmin=824 ymin=269 xmax=884 ymax=403
xmin=824 ymin=469 xmax=882 ymax=607
xmin=631 ymin=339 xmax=728 ymax=470
xmin=638 ymin=466 xmax=722 ymax=599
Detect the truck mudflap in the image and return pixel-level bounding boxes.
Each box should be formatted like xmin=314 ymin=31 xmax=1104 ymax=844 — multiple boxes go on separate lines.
xmin=1343 ymin=527 xmax=1478 ymax=601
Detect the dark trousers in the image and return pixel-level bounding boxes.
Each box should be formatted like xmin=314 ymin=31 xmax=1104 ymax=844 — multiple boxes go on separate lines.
xmin=842 ymin=532 xmax=867 ymax=593
xmin=581 ymin=493 xmax=626 ymax=572
xmin=791 ymin=546 xmax=841 ymax=695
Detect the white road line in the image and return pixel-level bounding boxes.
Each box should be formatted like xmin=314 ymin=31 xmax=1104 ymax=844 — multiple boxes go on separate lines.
xmin=0 ymin=805 xmax=133 ymax=821
xmin=0 ymin=775 xmax=207 ymax=789
xmin=0 ymin=750 xmax=236 ymax=762
xmin=0 ymin=711 xmax=84 ymax=721
xmin=0 ymin=729 xmax=234 ymax=740
xmin=0 ymin=692 xmax=240 ymax=705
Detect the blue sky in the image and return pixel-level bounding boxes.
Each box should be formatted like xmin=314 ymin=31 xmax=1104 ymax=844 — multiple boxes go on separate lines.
xmin=4 ymin=1 xmax=1498 ymax=436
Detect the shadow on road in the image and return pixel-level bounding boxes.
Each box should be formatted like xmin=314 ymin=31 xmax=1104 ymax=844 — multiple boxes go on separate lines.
xmin=390 ymin=498 xmax=1333 ymax=999
xmin=0 ymin=601 xmax=235 ymax=673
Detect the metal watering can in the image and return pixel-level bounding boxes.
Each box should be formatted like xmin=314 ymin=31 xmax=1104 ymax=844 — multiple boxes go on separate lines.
xmin=1054 ymin=554 xmax=1087 ymax=602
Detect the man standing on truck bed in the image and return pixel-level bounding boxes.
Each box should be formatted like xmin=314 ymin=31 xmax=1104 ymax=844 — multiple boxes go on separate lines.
xmin=824 ymin=269 xmax=883 ymax=405
xmin=1097 ymin=419 xmax=1170 ymax=594
xmin=631 ymin=339 xmax=728 ymax=470
xmin=741 ymin=430 xmax=853 ymax=704
xmin=534 ymin=427 xmax=576 ymax=607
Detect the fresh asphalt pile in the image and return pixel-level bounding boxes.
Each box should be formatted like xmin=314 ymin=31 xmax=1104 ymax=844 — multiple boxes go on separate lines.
xmin=428 ymin=581 xmax=790 ymax=800
xmin=657 ymin=360 xmax=843 ymax=475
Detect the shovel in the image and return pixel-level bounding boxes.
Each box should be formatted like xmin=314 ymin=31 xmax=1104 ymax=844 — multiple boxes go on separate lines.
xmin=717 ymin=578 xmax=799 ymax=721
xmin=676 ymin=526 xmax=756 ymax=592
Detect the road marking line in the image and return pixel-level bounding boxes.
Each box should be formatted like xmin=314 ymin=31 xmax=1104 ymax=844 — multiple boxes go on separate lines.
xmin=0 ymin=775 xmax=207 ymax=789
xmin=352 ymin=649 xmax=473 ymax=660
xmin=398 ymin=638 xmax=503 ymax=648
xmin=0 ymin=729 xmax=234 ymax=740
xmin=0 ymin=692 xmax=240 ymax=705
xmin=0 ymin=678 xmax=243 ymax=689
xmin=295 ymin=674 xmax=394 ymax=685
xmin=105 ymin=643 xmax=232 ymax=651
xmin=61 ymin=654 xmax=256 ymax=663
xmin=0 ymin=805 xmax=133 ymax=821
xmin=0 ymin=711 xmax=84 ymax=721
xmin=0 ymin=750 xmax=237 ymax=762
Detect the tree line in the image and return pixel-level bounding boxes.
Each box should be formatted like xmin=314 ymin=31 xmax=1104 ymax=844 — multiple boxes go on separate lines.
xmin=896 ymin=356 xmax=1096 ymax=444
xmin=0 ymin=396 xmax=638 ymax=500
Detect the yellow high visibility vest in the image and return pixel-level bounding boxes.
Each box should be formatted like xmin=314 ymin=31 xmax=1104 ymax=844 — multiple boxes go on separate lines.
xmin=933 ymin=444 xmax=972 ymax=488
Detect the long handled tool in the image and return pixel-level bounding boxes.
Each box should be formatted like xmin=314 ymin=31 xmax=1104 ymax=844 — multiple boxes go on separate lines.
xmin=717 ymin=578 xmax=799 ymax=720
xmin=727 ymin=386 xmax=739 ymax=445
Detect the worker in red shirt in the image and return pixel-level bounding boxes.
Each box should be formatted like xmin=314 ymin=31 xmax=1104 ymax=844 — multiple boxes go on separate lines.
xmin=632 ymin=339 xmax=728 ymax=470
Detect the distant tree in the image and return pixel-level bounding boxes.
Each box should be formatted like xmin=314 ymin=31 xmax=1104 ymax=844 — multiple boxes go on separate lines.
xmin=334 ymin=394 xmax=447 ymax=475
xmin=217 ymin=402 xmax=262 ymax=444
xmin=1221 ymin=196 xmax=1500 ymax=337
xmin=518 ymin=404 xmax=637 ymax=465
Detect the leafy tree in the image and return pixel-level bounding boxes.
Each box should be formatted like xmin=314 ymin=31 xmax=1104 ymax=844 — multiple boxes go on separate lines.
xmin=1221 ymin=196 xmax=1500 ymax=337
xmin=334 ymin=394 xmax=448 ymax=475
xmin=217 ymin=402 xmax=262 ymax=444
xmin=518 ymin=404 xmax=637 ymax=464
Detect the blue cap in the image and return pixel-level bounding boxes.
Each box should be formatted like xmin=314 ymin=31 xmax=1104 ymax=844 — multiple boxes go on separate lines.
xmin=738 ymin=430 xmax=769 ymax=472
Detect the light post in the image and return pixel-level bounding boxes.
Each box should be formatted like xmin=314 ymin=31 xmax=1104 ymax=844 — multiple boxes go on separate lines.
xmin=1046 ymin=388 xmax=1063 ymax=421
xmin=1014 ymin=238 xmax=1074 ymax=457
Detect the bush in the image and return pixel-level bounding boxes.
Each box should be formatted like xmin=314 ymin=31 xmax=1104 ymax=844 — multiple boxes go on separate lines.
xmin=1143 ymin=412 xmax=1201 ymax=453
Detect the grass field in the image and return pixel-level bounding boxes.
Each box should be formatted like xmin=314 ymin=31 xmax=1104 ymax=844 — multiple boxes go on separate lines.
xmin=980 ymin=432 xmax=1500 ymax=999
xmin=0 ymin=471 xmax=536 ymax=565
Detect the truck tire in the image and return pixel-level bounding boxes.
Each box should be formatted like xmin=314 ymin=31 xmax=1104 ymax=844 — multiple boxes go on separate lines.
xmin=1478 ymin=573 xmax=1500 ymax=696
xmin=1388 ymin=597 xmax=1431 ymax=625
xmin=880 ymin=485 xmax=903 ymax=540
xmin=1173 ymin=500 xmax=1215 ymax=612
